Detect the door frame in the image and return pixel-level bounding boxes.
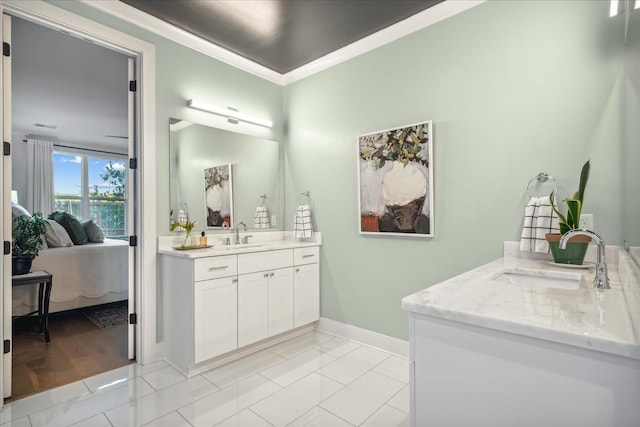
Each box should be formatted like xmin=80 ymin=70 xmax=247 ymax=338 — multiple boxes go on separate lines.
xmin=0 ymin=0 xmax=158 ymax=399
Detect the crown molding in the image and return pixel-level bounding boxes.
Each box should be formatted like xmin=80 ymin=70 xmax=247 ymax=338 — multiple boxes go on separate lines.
xmin=78 ymin=0 xmax=285 ymax=85
xmin=80 ymin=0 xmax=485 ymax=87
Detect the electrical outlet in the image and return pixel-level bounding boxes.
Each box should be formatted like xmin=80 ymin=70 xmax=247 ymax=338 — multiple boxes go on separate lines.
xmin=271 ymin=215 xmax=277 ymax=227
xmin=580 ymin=214 xmax=593 ymax=230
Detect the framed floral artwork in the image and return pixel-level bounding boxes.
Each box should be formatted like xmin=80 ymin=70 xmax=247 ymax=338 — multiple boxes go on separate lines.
xmin=204 ymin=164 xmax=233 ymax=228
xmin=357 ymin=121 xmax=433 ymax=237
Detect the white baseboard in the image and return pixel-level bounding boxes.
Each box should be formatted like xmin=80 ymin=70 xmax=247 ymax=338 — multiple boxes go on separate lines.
xmin=316 ymin=317 xmax=409 ymax=358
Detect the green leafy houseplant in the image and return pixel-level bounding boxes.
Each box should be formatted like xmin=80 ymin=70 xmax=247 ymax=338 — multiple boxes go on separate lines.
xmin=545 ymin=160 xmax=591 ymax=265
xmin=549 ymin=160 xmax=590 ymax=234
xmin=12 ymin=212 xmax=47 ymax=274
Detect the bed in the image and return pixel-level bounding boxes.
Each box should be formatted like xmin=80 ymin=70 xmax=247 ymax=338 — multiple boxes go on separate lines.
xmin=13 ymin=238 xmax=129 ymax=315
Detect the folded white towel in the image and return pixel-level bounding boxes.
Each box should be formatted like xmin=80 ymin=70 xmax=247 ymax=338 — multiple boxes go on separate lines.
xmin=254 ymin=206 xmax=270 ymax=229
xmin=520 ymin=196 xmax=559 ymax=253
xmin=294 ymin=204 xmax=313 ymax=239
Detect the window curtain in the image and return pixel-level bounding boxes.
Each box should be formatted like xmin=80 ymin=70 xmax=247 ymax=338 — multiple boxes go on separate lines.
xmin=25 ymin=138 xmax=55 ymax=216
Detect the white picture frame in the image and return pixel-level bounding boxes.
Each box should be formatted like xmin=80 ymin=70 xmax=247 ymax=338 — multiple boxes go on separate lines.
xmin=357 ymin=121 xmax=434 ymax=237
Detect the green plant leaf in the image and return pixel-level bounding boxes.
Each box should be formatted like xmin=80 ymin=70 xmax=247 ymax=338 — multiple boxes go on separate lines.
xmin=575 ymin=160 xmax=590 ymax=204
xmin=566 ymin=199 xmax=581 ymax=229
xmin=549 ymin=192 xmax=567 ymax=225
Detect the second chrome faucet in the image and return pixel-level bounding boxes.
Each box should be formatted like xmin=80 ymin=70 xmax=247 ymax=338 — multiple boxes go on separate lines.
xmin=559 ymin=229 xmax=610 ymax=289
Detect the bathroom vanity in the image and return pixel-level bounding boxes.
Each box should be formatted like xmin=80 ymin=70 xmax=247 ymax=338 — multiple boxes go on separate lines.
xmin=159 ymin=232 xmax=320 ymax=376
xmin=402 ymin=243 xmax=640 ymax=427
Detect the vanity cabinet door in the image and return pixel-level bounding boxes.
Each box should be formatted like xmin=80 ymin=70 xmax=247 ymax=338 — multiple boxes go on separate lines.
xmin=268 ymin=268 xmax=294 ymax=337
xmin=294 ymin=263 xmax=320 ymax=328
xmin=194 ymin=277 xmax=238 ymax=363
xmin=238 ymin=271 xmax=269 ymax=347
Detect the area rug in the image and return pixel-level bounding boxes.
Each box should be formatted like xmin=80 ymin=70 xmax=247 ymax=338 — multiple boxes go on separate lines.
xmin=82 ymin=300 xmax=128 ymax=329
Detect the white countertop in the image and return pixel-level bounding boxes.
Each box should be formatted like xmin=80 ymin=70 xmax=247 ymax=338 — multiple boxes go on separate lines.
xmin=402 ymin=244 xmax=640 ymax=360
xmin=158 ymin=231 xmax=321 ymax=258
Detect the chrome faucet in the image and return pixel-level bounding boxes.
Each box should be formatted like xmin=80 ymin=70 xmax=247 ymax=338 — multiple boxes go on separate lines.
xmin=234 ymin=222 xmax=247 ymax=245
xmin=559 ymin=229 xmax=610 ymax=290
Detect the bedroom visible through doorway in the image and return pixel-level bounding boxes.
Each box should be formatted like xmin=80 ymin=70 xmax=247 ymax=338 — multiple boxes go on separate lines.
xmin=6 ymin=14 xmax=137 ymax=401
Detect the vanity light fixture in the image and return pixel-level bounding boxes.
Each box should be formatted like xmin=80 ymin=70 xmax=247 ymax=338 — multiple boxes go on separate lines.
xmin=186 ymin=99 xmax=273 ymax=128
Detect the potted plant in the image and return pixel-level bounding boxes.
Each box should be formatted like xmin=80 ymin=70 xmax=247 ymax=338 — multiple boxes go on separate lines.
xmin=545 ymin=160 xmax=591 ymax=265
xmin=12 ymin=212 xmax=47 ymax=275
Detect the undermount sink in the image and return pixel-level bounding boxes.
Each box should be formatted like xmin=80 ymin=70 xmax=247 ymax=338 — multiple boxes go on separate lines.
xmin=488 ymin=268 xmax=584 ymax=290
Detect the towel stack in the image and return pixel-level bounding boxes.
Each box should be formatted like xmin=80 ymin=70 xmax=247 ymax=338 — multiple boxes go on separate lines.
xmin=294 ymin=204 xmax=313 ymax=239
xmin=254 ymin=206 xmax=270 ymax=229
xmin=520 ymin=196 xmax=559 ymax=253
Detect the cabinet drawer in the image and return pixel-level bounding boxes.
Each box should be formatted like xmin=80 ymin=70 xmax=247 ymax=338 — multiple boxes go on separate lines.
xmin=194 ymin=255 xmax=237 ymax=281
xmin=294 ymin=246 xmax=319 ymax=265
xmin=238 ymin=249 xmax=292 ymax=274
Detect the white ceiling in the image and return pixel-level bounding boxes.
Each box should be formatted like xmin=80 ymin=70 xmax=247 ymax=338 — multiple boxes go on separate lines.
xmin=12 ymin=16 xmax=129 ymax=152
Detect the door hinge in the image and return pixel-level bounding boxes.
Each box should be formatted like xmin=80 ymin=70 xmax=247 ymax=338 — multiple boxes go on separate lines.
xmin=3 ymin=339 xmax=10 ymax=354
xmin=129 ymin=158 xmax=137 ymax=169
xmin=129 ymin=235 xmax=137 ymax=247
xmin=129 ymin=80 xmax=137 ymax=92
xmin=3 ymin=42 xmax=10 ymax=57
xmin=3 ymin=241 xmax=10 ymax=255
xmin=129 ymin=313 xmax=137 ymax=325
xmin=3 ymin=141 xmax=10 ymax=156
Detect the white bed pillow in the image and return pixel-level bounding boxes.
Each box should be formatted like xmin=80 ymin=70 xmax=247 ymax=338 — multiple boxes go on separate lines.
xmin=45 ymin=219 xmax=74 ymax=248
xmin=82 ymin=220 xmax=105 ymax=243
xmin=11 ymin=203 xmax=31 ymax=219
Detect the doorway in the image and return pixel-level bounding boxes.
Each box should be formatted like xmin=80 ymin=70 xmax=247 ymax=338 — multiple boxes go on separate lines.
xmin=3 ymin=13 xmax=137 ymax=401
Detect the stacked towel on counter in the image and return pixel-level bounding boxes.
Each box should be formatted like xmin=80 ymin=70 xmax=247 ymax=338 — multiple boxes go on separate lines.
xmin=254 ymin=206 xmax=270 ymax=229
xmin=520 ymin=196 xmax=560 ymax=253
xmin=294 ymin=204 xmax=313 ymax=239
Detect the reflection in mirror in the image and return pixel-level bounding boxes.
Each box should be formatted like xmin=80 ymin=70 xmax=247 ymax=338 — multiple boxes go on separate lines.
xmin=169 ymin=119 xmax=281 ymax=231
xmin=205 ymin=164 xmax=233 ymax=227
xmin=623 ymin=12 xmax=640 ymax=264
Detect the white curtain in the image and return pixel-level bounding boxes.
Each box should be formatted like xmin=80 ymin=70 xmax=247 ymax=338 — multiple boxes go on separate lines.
xmin=25 ymin=138 xmax=55 ymax=216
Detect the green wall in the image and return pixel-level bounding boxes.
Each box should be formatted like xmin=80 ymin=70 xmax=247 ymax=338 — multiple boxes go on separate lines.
xmin=283 ymin=0 xmax=627 ymax=339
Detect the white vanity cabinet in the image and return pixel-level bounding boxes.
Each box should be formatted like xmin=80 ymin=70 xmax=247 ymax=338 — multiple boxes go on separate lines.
xmin=162 ymin=254 xmax=238 ymax=372
xmin=238 ymin=250 xmax=294 ymax=346
xmin=161 ymin=242 xmax=320 ymax=376
xmin=293 ymin=247 xmax=320 ymax=327
xmin=194 ymin=276 xmax=237 ymax=363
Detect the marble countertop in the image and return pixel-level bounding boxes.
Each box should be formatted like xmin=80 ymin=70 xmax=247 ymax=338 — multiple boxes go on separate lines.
xmin=402 ymin=247 xmax=640 ymax=360
xmin=158 ymin=231 xmax=321 ymax=258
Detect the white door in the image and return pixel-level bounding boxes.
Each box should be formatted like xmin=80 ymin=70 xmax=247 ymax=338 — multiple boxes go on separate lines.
xmin=294 ymin=263 xmax=320 ymax=328
xmin=238 ymin=271 xmax=268 ymax=347
xmin=268 ymin=268 xmax=294 ymax=336
xmin=194 ymin=277 xmax=238 ymax=363
xmin=126 ymin=57 xmax=136 ymax=360
xmin=1 ymin=11 xmax=11 ymax=400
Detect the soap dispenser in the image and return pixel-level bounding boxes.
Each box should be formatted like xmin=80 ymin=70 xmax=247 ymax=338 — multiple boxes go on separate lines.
xmin=200 ymin=231 xmax=206 ymax=247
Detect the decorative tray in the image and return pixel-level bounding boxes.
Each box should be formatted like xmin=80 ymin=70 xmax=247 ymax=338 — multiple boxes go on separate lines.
xmin=173 ymin=245 xmax=213 ymax=251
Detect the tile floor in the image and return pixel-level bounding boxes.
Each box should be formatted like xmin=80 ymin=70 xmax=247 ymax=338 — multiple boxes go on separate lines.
xmin=1 ymin=331 xmax=410 ymax=426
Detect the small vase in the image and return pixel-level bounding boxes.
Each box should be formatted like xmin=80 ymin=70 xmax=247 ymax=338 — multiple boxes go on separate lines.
xmin=181 ymin=231 xmax=192 ymax=248
xmin=545 ymin=233 xmax=591 ymax=265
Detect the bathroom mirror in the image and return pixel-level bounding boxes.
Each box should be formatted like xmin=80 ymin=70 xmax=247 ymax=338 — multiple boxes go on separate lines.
xmin=169 ymin=118 xmax=282 ymax=231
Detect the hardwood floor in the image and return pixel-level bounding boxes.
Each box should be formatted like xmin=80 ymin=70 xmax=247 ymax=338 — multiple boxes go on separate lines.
xmin=7 ymin=307 xmax=131 ymax=402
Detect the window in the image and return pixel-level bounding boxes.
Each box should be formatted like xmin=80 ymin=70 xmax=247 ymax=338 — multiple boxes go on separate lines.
xmin=53 ymin=151 xmax=127 ymax=238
